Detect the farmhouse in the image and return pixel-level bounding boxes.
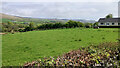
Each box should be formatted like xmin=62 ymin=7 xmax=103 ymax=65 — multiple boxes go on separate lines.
xmin=98 ymin=18 xmax=120 ymax=28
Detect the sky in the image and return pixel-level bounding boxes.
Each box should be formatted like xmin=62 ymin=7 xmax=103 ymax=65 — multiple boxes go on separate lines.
xmin=1 ymin=0 xmax=119 ymax=21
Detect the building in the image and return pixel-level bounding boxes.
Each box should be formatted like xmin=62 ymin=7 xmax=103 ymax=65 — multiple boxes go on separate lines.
xmin=98 ymin=18 xmax=120 ymax=28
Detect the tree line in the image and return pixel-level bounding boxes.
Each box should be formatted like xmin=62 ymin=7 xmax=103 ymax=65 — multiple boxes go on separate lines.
xmin=1 ymin=20 xmax=98 ymax=33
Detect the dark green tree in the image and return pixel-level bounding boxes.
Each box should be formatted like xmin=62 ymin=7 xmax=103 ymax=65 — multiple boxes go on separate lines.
xmin=24 ymin=22 xmax=35 ymax=31
xmin=77 ymin=22 xmax=84 ymax=27
xmin=84 ymin=23 xmax=92 ymax=28
xmin=29 ymin=22 xmax=34 ymax=30
xmin=93 ymin=22 xmax=98 ymax=26
xmin=106 ymin=14 xmax=113 ymax=18
xmin=7 ymin=21 xmax=14 ymax=33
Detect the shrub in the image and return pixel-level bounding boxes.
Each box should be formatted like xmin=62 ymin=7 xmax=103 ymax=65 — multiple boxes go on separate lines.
xmin=18 ymin=29 xmax=24 ymax=32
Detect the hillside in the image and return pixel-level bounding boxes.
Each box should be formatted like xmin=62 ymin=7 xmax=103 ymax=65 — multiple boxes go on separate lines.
xmin=1 ymin=13 xmax=23 ymax=20
xmin=2 ymin=28 xmax=118 ymax=66
xmin=1 ymin=13 xmax=67 ymax=24
xmin=1 ymin=13 xmax=96 ymax=24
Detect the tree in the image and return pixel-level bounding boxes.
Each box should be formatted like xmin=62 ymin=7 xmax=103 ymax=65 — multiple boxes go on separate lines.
xmin=53 ymin=23 xmax=63 ymax=28
xmin=64 ymin=23 xmax=69 ymax=28
xmin=67 ymin=20 xmax=77 ymax=28
xmin=24 ymin=22 xmax=35 ymax=31
xmin=84 ymin=23 xmax=92 ymax=28
xmin=12 ymin=24 xmax=19 ymax=32
xmin=93 ymin=22 xmax=98 ymax=26
xmin=106 ymin=14 xmax=113 ymax=18
xmin=29 ymin=22 xmax=34 ymax=30
xmin=7 ymin=22 xmax=14 ymax=33
xmin=77 ymin=22 xmax=84 ymax=27
xmin=18 ymin=24 xmax=26 ymax=28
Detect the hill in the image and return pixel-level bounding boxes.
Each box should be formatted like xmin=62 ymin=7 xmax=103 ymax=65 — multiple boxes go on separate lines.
xmin=1 ymin=13 xmax=67 ymax=24
xmin=2 ymin=28 xmax=118 ymax=66
xmin=1 ymin=13 xmax=96 ymax=24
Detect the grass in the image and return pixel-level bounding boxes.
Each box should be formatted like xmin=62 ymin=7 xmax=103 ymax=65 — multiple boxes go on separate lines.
xmin=2 ymin=28 xmax=118 ymax=66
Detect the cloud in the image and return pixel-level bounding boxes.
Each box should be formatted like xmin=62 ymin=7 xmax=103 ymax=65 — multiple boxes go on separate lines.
xmin=16 ymin=8 xmax=37 ymax=17
xmin=2 ymin=0 xmax=119 ymax=2
xmin=2 ymin=2 xmax=118 ymax=20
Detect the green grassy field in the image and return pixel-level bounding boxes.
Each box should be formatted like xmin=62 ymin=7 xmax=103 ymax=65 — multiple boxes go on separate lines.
xmin=2 ymin=28 xmax=118 ymax=66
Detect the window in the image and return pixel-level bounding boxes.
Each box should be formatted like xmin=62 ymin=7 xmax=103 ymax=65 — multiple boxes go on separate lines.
xmin=101 ymin=23 xmax=104 ymax=25
xmin=118 ymin=23 xmax=120 ymax=25
xmin=112 ymin=23 xmax=114 ymax=25
xmin=106 ymin=23 xmax=109 ymax=25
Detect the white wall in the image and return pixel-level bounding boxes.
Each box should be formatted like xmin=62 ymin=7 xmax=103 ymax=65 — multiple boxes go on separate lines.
xmin=98 ymin=22 xmax=119 ymax=26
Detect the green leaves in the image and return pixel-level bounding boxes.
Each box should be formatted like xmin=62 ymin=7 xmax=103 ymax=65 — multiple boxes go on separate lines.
xmin=23 ymin=42 xmax=119 ymax=67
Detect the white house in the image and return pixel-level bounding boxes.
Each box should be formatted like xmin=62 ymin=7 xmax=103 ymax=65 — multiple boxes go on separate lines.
xmin=98 ymin=18 xmax=120 ymax=26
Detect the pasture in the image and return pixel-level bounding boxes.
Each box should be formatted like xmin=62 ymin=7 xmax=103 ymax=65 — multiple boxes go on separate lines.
xmin=2 ymin=28 xmax=118 ymax=66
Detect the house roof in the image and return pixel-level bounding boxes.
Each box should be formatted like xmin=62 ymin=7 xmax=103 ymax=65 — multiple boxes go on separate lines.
xmin=98 ymin=18 xmax=120 ymax=22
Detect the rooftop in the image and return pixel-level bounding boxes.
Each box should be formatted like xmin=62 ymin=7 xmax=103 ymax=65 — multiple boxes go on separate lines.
xmin=98 ymin=18 xmax=120 ymax=22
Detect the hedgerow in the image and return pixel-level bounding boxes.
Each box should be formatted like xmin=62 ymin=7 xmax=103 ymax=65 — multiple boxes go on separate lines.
xmin=23 ymin=42 xmax=120 ymax=67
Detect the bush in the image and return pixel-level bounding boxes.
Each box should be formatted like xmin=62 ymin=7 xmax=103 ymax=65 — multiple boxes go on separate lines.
xmin=18 ymin=29 xmax=24 ymax=32
xmin=23 ymin=42 xmax=120 ymax=67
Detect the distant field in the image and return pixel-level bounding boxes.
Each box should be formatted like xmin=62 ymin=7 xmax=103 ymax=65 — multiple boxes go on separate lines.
xmin=2 ymin=28 xmax=118 ymax=66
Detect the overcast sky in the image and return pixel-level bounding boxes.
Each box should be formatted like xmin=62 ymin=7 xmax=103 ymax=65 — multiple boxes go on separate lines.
xmin=1 ymin=1 xmax=119 ymax=21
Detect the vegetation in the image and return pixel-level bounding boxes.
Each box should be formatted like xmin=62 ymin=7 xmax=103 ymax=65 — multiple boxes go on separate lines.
xmin=37 ymin=20 xmax=85 ymax=30
xmin=24 ymin=42 xmax=119 ymax=67
xmin=2 ymin=13 xmax=119 ymax=67
xmin=2 ymin=20 xmax=94 ymax=33
xmin=93 ymin=22 xmax=98 ymax=26
xmin=2 ymin=28 xmax=118 ymax=66
xmin=1 ymin=13 xmax=95 ymax=24
xmin=2 ymin=22 xmax=28 ymax=33
xmin=106 ymin=14 xmax=113 ymax=18
xmin=24 ymin=22 xmax=35 ymax=31
xmin=1 ymin=13 xmax=67 ymax=24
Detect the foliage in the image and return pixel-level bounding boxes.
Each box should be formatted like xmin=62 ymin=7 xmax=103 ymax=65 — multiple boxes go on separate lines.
xmin=93 ymin=22 xmax=98 ymax=26
xmin=2 ymin=28 xmax=118 ymax=66
xmin=24 ymin=22 xmax=35 ymax=31
xmin=2 ymin=17 xmax=66 ymax=24
xmin=106 ymin=14 xmax=113 ymax=18
xmin=84 ymin=23 xmax=93 ymax=28
xmin=2 ymin=22 xmax=30 ymax=32
xmin=23 ymin=42 xmax=119 ymax=67
xmin=37 ymin=20 xmax=85 ymax=30
xmin=2 ymin=20 xmax=97 ymax=33
xmin=66 ymin=20 xmax=84 ymax=28
xmin=2 ymin=20 xmax=89 ymax=33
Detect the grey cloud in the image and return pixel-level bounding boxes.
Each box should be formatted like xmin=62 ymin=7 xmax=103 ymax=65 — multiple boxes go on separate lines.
xmin=2 ymin=2 xmax=118 ymax=20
